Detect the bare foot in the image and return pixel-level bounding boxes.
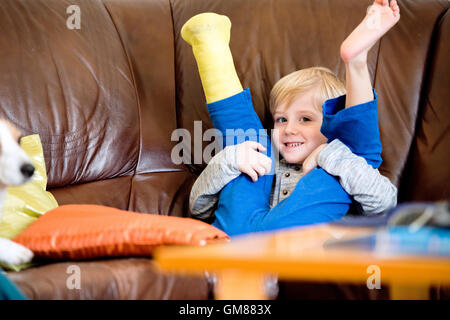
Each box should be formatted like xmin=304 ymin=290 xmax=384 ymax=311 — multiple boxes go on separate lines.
xmin=340 ymin=0 xmax=400 ymax=64
xmin=181 ymin=13 xmax=231 ymax=47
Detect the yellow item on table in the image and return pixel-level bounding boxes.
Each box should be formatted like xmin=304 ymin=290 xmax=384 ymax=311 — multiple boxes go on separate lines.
xmin=181 ymin=12 xmax=243 ymax=103
xmin=0 ymin=134 xmax=58 ymax=271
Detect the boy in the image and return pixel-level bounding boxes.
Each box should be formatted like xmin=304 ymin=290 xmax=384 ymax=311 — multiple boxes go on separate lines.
xmin=183 ymin=0 xmax=400 ymax=236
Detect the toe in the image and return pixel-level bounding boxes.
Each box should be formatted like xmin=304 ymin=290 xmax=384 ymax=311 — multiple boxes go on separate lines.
xmin=392 ymin=4 xmax=400 ymax=17
xmin=391 ymin=0 xmax=399 ymax=11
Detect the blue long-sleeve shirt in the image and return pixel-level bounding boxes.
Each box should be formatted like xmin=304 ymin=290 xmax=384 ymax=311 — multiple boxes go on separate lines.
xmin=204 ymin=89 xmax=383 ymax=236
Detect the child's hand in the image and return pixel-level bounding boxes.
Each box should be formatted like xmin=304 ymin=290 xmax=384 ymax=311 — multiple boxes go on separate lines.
xmin=236 ymin=141 xmax=272 ymax=182
xmin=302 ymin=143 xmax=327 ymax=174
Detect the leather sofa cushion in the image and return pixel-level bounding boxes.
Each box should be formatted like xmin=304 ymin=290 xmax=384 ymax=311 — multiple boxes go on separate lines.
xmin=8 ymin=258 xmax=210 ymax=300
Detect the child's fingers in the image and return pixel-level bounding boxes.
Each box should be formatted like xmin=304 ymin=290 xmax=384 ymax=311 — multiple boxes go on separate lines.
xmin=252 ymin=164 xmax=266 ymax=177
xmin=240 ymin=164 xmax=258 ymax=182
xmin=263 ymin=159 xmax=272 ymax=174
xmin=257 ymin=153 xmax=272 ymax=173
xmin=302 ymin=148 xmax=320 ymax=175
xmin=247 ymin=169 xmax=258 ymax=182
xmin=237 ymin=141 xmax=271 ymax=177
xmin=302 ymin=158 xmax=316 ymax=175
xmin=303 ymin=157 xmax=318 ymax=174
xmin=243 ymin=141 xmax=258 ymax=149
xmin=303 ymin=143 xmax=326 ymax=174
xmin=256 ymin=143 xmax=267 ymax=152
xmin=243 ymin=140 xmax=267 ymax=153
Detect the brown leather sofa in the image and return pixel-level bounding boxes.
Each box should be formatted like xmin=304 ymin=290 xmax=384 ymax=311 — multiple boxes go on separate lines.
xmin=2 ymin=0 xmax=449 ymax=299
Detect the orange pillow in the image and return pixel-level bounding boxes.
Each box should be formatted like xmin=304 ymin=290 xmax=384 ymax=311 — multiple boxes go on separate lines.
xmin=13 ymin=205 xmax=229 ymax=260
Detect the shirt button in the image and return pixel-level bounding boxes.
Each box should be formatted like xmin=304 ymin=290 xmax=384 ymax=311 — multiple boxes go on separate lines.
xmin=282 ymin=190 xmax=288 ymax=195
xmin=285 ymin=172 xmax=290 ymax=177
xmin=294 ymin=166 xmax=301 ymax=171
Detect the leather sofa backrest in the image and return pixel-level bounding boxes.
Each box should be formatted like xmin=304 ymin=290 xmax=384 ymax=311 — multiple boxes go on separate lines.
xmin=0 ymin=0 xmax=448 ymax=216
xmin=0 ymin=0 xmax=139 ymax=188
xmin=0 ymin=0 xmax=193 ymax=215
xmin=399 ymin=9 xmax=450 ymax=202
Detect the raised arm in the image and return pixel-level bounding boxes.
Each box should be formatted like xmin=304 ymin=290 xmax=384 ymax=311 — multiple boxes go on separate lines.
xmin=317 ymin=139 xmax=397 ymax=215
xmin=321 ymin=1 xmax=400 ymax=168
xmin=340 ymin=0 xmax=400 ymax=108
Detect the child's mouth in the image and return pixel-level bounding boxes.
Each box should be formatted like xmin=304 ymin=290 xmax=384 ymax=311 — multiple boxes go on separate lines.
xmin=284 ymin=142 xmax=304 ymax=150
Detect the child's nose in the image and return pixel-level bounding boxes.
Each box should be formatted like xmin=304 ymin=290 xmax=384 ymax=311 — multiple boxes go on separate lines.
xmin=285 ymin=121 xmax=298 ymax=135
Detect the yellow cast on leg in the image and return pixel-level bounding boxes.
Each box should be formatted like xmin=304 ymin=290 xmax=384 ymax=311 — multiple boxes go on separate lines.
xmin=181 ymin=13 xmax=243 ymax=104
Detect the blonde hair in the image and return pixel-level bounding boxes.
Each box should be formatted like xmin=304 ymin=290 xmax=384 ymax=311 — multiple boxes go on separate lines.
xmin=269 ymin=67 xmax=346 ymax=115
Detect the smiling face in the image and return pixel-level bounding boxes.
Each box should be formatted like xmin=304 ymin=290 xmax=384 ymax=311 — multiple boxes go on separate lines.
xmin=272 ymin=88 xmax=327 ymax=164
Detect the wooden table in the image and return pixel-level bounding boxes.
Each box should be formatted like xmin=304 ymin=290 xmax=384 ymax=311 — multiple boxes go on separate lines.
xmin=154 ymin=224 xmax=450 ymax=300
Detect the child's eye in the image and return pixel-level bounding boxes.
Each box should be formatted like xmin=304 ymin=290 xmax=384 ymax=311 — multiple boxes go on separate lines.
xmin=275 ymin=117 xmax=287 ymax=123
xmin=300 ymin=117 xmax=311 ymax=122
